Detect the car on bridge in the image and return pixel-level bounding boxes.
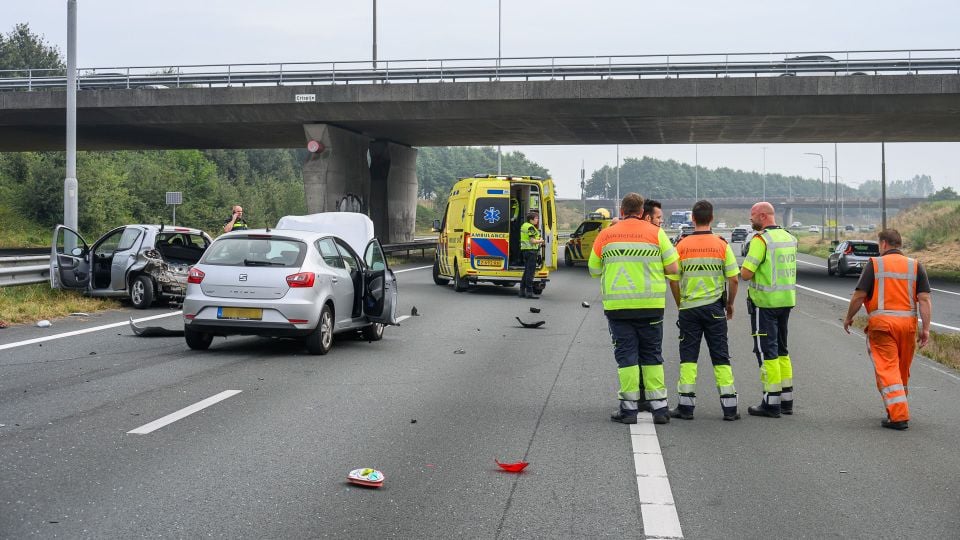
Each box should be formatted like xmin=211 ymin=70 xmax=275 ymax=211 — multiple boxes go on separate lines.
xmin=51 ymin=224 xmax=212 ymax=309
xmin=827 ymin=240 xmax=880 ymax=277
xmin=181 ymin=213 xmax=398 ymax=355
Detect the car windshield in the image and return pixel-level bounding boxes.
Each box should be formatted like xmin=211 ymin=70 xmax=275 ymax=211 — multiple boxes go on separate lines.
xmin=850 ymin=243 xmax=880 ymax=256
xmin=201 ymin=237 xmax=306 ymax=267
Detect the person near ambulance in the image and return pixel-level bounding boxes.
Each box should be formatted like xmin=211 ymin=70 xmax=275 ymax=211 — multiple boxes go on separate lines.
xmin=667 ymin=200 xmax=741 ymax=421
xmin=842 ymin=229 xmax=932 ymax=430
xmin=589 ymin=193 xmax=680 ymax=425
xmin=519 ymin=211 xmax=544 ymax=299
xmin=740 ymin=202 xmax=798 ymax=418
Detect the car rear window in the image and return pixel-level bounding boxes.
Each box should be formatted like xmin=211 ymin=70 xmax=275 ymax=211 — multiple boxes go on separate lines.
xmin=201 ymin=237 xmax=306 ymax=267
xmin=473 ymin=197 xmax=510 ymax=233
xmin=850 ymin=243 xmax=880 ymax=256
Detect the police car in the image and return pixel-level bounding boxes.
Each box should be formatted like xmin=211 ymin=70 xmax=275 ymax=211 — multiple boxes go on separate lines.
xmin=564 ymin=211 xmax=613 ymax=267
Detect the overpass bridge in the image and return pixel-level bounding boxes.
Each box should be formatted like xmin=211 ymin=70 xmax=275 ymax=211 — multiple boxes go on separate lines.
xmin=2 ymin=49 xmax=958 ymax=241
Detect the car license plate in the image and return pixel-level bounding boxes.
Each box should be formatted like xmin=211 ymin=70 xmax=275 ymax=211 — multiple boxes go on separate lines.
xmin=475 ymin=257 xmax=504 ymax=268
xmin=218 ymin=307 xmax=263 ymax=320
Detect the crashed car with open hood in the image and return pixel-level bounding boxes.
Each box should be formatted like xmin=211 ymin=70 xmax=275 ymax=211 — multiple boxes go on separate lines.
xmin=50 ymin=224 xmax=212 ymax=308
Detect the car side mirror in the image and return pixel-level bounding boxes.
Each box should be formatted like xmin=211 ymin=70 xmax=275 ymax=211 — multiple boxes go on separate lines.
xmin=70 ymin=247 xmax=84 ymax=257
xmin=431 ymin=219 xmax=441 ymax=232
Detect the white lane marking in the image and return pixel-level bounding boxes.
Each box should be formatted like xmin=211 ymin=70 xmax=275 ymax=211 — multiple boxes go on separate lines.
xmin=395 ymin=315 xmax=411 ymax=324
xmin=798 ymin=259 xmax=960 ymax=298
xmin=931 ymin=287 xmax=960 ymax=297
xmin=127 ymin=390 xmax=241 ymax=434
xmin=395 ymin=265 xmax=431 ymax=273
xmin=796 ymin=284 xmax=960 ymax=332
xmin=630 ymin=413 xmax=683 ymax=539
xmin=797 ymin=260 xmax=827 ymax=268
xmin=0 ymin=311 xmax=182 ymax=352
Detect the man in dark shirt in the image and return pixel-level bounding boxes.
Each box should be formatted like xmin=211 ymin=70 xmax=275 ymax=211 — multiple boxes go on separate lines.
xmin=843 ymin=229 xmax=932 ymax=430
xmin=223 ymin=205 xmax=249 ymax=233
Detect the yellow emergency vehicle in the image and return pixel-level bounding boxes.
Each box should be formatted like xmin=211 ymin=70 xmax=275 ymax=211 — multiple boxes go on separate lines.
xmin=432 ymin=174 xmax=557 ymax=293
xmin=564 ymin=210 xmax=613 ymax=267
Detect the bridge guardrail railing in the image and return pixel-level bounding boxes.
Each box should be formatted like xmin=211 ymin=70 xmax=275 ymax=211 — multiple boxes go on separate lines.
xmin=3 ymin=48 xmax=960 ymax=91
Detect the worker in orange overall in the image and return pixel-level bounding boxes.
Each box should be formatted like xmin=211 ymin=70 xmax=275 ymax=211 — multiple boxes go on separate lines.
xmin=843 ymin=229 xmax=932 ymax=430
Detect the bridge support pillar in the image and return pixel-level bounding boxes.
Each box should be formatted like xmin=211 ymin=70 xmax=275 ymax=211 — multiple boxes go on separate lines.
xmin=303 ymin=123 xmax=371 ymax=216
xmin=782 ymin=206 xmax=794 ymax=228
xmin=369 ymin=140 xmax=418 ymax=243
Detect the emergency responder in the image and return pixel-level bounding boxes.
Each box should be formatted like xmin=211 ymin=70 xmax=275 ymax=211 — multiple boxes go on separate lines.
xmin=843 ymin=229 xmax=932 ymax=430
xmin=667 ymin=200 xmax=741 ymax=421
xmin=740 ymin=202 xmax=797 ymax=418
xmin=223 ymin=205 xmax=248 ymax=233
xmin=642 ymin=199 xmax=663 ymax=228
xmin=589 ymin=193 xmax=680 ymax=425
xmin=519 ymin=210 xmax=544 ymax=299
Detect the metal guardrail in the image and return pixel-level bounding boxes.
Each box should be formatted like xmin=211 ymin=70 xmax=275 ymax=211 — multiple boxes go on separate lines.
xmin=0 ymin=256 xmax=49 ymax=287
xmin=2 ymin=49 xmax=959 ymax=91
xmin=382 ymin=240 xmax=437 ymax=258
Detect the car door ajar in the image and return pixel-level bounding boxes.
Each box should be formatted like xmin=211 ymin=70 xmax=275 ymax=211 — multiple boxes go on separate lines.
xmin=362 ymin=239 xmax=399 ymax=325
xmin=50 ymin=225 xmax=91 ymax=290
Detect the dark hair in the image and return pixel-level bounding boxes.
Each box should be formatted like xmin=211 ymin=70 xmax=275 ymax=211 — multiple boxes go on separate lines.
xmin=526 ymin=210 xmax=539 ymax=221
xmin=878 ymin=228 xmax=902 ymax=248
xmin=641 ymin=199 xmax=662 ymax=220
xmin=691 ymin=200 xmax=713 ymax=226
xmin=621 ymin=193 xmax=645 ymax=216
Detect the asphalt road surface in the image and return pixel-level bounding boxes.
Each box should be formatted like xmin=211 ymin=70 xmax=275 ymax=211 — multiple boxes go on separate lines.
xmin=1 ymin=254 xmax=958 ymax=539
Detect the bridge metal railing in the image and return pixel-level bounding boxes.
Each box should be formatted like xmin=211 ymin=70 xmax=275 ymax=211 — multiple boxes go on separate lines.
xmin=2 ymin=49 xmax=959 ymax=91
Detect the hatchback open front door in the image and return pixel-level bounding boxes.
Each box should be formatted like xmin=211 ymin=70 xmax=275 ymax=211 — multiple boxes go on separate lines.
xmin=50 ymin=225 xmax=90 ymax=290
xmin=362 ymin=239 xmax=399 ymax=325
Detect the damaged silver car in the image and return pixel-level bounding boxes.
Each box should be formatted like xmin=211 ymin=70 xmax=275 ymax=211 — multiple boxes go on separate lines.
xmin=50 ymin=224 xmax=212 ymax=308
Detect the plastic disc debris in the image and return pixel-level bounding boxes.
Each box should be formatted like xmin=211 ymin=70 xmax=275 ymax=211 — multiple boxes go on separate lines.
xmin=347 ymin=467 xmax=385 ymax=487
xmin=581 ymin=301 xmax=590 ymax=308
xmin=495 ymin=459 xmax=529 ymax=473
xmin=36 ymin=320 xmax=52 ymax=328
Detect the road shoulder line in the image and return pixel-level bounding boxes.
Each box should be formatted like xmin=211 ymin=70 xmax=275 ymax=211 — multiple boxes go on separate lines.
xmin=127 ymin=390 xmax=242 ymax=434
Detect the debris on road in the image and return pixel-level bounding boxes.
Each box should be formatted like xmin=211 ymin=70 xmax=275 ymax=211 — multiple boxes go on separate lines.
xmin=0 ymin=321 xmax=8 ymax=329
xmin=411 ymin=306 xmax=419 ymax=316
xmin=454 ymin=348 xmax=466 ymax=354
xmin=36 ymin=320 xmax=51 ymax=328
xmin=529 ymin=307 xmax=541 ymax=313
xmin=410 ymin=419 xmax=417 ymax=424
xmin=581 ymin=301 xmax=590 ymax=308
xmin=495 ymin=459 xmax=529 ymax=473
xmin=129 ymin=317 xmax=185 ymax=337
xmin=515 ymin=317 xmax=545 ymax=329
xmin=69 ymin=312 xmax=90 ymax=317
xmin=347 ymin=467 xmax=385 ymax=487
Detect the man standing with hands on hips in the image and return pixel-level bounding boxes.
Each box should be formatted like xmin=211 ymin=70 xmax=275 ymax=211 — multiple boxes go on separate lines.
xmin=843 ymin=229 xmax=932 ymax=430
xmin=740 ymin=202 xmax=797 ymax=418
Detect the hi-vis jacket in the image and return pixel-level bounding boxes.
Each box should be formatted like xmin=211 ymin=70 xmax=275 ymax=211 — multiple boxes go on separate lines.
xmin=742 ymin=226 xmax=798 ymax=308
xmin=865 ymin=252 xmax=919 ymax=322
xmin=587 ymin=217 xmax=679 ymax=311
xmin=668 ymin=231 xmax=739 ymax=310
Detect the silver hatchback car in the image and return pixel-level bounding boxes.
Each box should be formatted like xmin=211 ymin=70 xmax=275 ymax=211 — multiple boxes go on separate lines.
xmin=182 ymin=228 xmax=398 ymax=355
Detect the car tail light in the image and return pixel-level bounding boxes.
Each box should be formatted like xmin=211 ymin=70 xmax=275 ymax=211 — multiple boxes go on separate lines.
xmin=844 ymin=245 xmax=853 ymax=255
xmin=187 ymin=267 xmax=205 ymax=284
xmin=184 ymin=314 xmax=196 ymax=320
xmin=286 ymin=272 xmax=316 ymax=288
xmin=463 ymin=232 xmax=472 ymax=258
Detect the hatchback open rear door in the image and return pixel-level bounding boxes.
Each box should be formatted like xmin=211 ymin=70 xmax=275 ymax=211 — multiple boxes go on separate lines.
xmin=362 ymin=239 xmax=399 ymax=325
xmin=542 ymin=179 xmax=558 ymax=270
xmin=50 ymin=225 xmax=90 ymax=290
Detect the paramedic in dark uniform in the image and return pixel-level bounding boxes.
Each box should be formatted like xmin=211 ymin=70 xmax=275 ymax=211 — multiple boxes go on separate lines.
xmin=519 ymin=211 xmax=544 ymax=298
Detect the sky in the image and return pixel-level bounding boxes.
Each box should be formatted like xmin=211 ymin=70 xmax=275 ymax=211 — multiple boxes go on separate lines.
xmin=5 ymin=0 xmax=960 ymax=198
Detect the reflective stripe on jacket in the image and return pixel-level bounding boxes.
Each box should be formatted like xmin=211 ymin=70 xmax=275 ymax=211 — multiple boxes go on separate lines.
xmin=865 ymin=253 xmax=918 ymax=321
xmin=587 ymin=218 xmax=678 ymax=311
xmin=520 ymin=222 xmax=539 ymax=251
xmin=670 ymin=232 xmax=739 ymax=310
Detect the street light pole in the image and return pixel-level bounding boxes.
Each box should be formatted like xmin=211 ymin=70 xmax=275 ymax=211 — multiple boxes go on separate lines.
xmin=694 ymin=144 xmax=699 ymax=199
xmin=615 ymin=144 xmax=621 ymax=217
xmin=372 ymin=0 xmax=377 ymax=70
xmin=496 ymin=0 xmax=501 ymax=173
xmin=881 ymin=142 xmax=888 ymax=230
xmin=803 ymin=152 xmax=825 ymax=241
xmin=762 ymin=146 xmax=767 ymax=200
xmin=64 ymin=0 xmax=78 ymax=231
xmin=818 ymin=165 xmax=832 ymax=241
xmin=834 ymin=143 xmax=839 ymax=243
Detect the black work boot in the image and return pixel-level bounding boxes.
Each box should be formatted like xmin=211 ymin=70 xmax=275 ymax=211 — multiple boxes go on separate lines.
xmin=610 ymin=410 xmax=638 ymax=424
xmin=668 ymin=407 xmax=694 ymax=420
xmin=747 ymin=404 xmax=781 ymax=418
xmin=527 ymin=289 xmax=540 ymax=299
xmin=881 ymin=418 xmax=908 ymax=430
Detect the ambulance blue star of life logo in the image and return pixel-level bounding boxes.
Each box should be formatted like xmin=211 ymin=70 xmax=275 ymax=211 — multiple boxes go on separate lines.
xmin=483 ymin=206 xmax=501 ymax=224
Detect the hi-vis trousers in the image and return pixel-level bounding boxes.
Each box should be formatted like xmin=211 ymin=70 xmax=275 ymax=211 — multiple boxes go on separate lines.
xmin=866 ymin=316 xmax=917 ymax=423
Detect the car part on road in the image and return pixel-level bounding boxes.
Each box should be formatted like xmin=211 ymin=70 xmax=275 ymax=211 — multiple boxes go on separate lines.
xmin=453 ymin=348 xmax=466 ymax=354
xmin=515 ymin=317 xmax=545 ymax=329
xmin=347 ymin=467 xmax=385 ymax=487
xmin=129 ymin=317 xmax=185 ymax=337
xmin=581 ymin=301 xmax=590 ymax=308
xmin=529 ymin=307 xmax=541 ymax=313
xmin=36 ymin=320 xmax=51 ymax=328
xmin=495 ymin=459 xmax=529 ymax=473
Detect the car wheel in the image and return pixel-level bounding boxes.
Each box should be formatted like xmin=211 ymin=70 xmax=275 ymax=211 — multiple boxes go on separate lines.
xmin=306 ymin=304 xmax=334 ymax=355
xmin=838 ymin=259 xmax=848 ymax=277
xmin=432 ymin=259 xmax=450 ymax=286
xmin=361 ymin=322 xmax=384 ymax=341
xmin=184 ymin=326 xmax=213 ymax=350
xmin=564 ymin=248 xmax=574 ymax=267
xmin=130 ymin=275 xmax=154 ymax=309
xmin=453 ymin=261 xmax=468 ymax=292
xmin=827 ymin=260 xmax=835 ymax=276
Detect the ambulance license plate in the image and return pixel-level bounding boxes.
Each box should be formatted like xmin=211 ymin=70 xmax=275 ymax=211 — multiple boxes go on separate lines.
xmin=218 ymin=307 xmax=263 ymax=320
xmin=475 ymin=257 xmax=504 ymax=268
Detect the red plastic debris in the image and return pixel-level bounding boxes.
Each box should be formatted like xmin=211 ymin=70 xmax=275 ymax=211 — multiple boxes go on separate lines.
xmin=495 ymin=459 xmax=529 ymax=473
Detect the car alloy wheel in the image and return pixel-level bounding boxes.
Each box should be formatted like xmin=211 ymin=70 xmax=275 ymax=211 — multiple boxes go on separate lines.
xmin=306 ymin=305 xmax=334 ymax=355
xmin=130 ymin=275 xmax=154 ymax=309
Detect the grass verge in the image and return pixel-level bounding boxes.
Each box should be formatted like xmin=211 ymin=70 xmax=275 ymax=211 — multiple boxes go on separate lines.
xmin=0 ymin=283 xmax=119 ymax=325
xmin=853 ymin=315 xmax=960 ymax=371
xmin=796 ymin=235 xmax=834 ymax=259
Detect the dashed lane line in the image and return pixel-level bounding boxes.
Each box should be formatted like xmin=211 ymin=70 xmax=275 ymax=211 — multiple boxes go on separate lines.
xmin=797 ymin=258 xmax=960 ymax=297
xmin=631 ymin=413 xmax=683 ymax=539
xmin=1 ymin=266 xmax=432 ymax=352
xmin=796 ymin=284 xmax=960 ymax=332
xmin=127 ymin=390 xmax=242 ymax=434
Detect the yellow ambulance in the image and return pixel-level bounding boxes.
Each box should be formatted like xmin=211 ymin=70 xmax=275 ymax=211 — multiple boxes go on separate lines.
xmin=432 ymin=174 xmax=557 ymax=294
xmin=564 ymin=210 xmax=614 ymax=267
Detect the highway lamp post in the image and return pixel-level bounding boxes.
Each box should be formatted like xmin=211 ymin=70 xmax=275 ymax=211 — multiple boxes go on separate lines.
xmin=64 ymin=0 xmax=78 ymax=233
xmin=580 ymin=160 xmax=586 ymax=217
xmin=762 ymin=146 xmax=767 ymax=200
xmin=834 ymin=143 xmax=839 ymax=243
xmin=694 ymin=144 xmax=699 ymax=199
xmin=615 ymin=144 xmax=621 ymax=218
xmin=818 ymin=165 xmax=832 ymax=241
xmin=881 ymin=142 xmax=888 ymax=230
xmin=372 ymin=0 xmax=377 ymax=71
xmin=496 ymin=0 xmax=502 ymax=173
xmin=803 ymin=152 xmax=826 ymax=241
